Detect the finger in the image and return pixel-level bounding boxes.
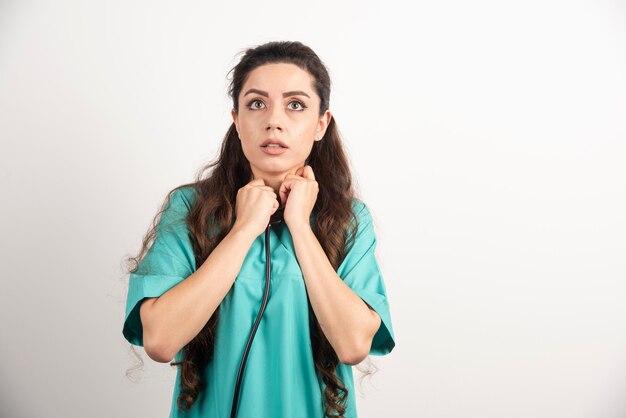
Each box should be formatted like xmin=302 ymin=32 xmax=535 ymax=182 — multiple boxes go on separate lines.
xmin=303 ymin=165 xmax=315 ymax=181
xmin=248 ymin=178 xmax=265 ymax=186
xmin=258 ymin=187 xmax=277 ymax=201
xmin=271 ymin=199 xmax=279 ymax=214
xmin=255 ymin=185 xmax=276 ymax=194
xmin=295 ymin=166 xmax=305 ymax=177
xmin=283 ymin=174 xmax=301 ymax=181
xmin=279 ymin=178 xmax=293 ymax=207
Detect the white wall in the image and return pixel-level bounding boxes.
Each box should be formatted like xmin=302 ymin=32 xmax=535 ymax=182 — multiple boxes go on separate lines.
xmin=1 ymin=0 xmax=625 ymax=417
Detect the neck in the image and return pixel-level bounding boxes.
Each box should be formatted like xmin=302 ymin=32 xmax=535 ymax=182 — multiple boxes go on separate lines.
xmin=250 ymin=166 xmax=303 ymax=199
xmin=263 ymin=178 xmax=283 ymax=197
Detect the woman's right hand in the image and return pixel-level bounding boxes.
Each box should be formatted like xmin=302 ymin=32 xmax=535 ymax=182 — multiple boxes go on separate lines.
xmin=232 ymin=178 xmax=280 ymax=237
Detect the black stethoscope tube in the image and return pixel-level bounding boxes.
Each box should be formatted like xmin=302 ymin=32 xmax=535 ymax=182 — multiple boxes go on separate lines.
xmin=230 ymin=212 xmax=282 ymax=418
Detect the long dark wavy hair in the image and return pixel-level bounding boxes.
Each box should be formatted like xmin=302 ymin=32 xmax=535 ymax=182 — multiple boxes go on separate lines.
xmin=123 ymin=40 xmax=376 ymax=418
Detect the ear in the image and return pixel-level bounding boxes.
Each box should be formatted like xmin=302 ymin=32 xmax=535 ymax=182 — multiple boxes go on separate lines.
xmin=315 ymin=110 xmax=332 ymax=141
xmin=231 ymin=109 xmax=239 ymax=136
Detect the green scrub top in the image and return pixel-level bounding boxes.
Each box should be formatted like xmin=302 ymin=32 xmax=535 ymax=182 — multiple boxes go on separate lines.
xmin=122 ymin=186 xmax=395 ymax=417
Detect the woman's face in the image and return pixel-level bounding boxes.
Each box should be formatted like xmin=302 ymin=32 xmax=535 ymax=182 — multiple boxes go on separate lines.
xmin=232 ymin=63 xmax=331 ymax=182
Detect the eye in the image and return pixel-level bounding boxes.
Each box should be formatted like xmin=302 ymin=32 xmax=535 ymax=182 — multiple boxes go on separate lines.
xmin=247 ymin=99 xmax=265 ymax=110
xmin=287 ymin=100 xmax=306 ymax=111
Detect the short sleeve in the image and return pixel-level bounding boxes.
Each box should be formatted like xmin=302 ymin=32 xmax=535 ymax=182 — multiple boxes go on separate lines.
xmin=122 ymin=187 xmax=197 ymax=347
xmin=337 ymin=201 xmax=396 ymax=356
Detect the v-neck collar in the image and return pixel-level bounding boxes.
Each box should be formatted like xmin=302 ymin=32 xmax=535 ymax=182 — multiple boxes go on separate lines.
xmin=264 ymin=210 xmax=317 ymax=268
xmin=269 ymin=221 xmax=296 ymax=260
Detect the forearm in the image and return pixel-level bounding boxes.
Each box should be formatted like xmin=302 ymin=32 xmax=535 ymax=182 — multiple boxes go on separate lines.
xmin=140 ymin=225 xmax=257 ymax=362
xmin=290 ymin=224 xmax=381 ymax=365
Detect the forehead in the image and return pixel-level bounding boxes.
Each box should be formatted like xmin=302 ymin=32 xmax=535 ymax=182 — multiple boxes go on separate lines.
xmin=241 ymin=63 xmax=316 ymax=95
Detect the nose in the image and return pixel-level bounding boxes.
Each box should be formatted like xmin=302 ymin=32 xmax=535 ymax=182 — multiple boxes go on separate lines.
xmin=265 ymin=102 xmax=284 ymax=132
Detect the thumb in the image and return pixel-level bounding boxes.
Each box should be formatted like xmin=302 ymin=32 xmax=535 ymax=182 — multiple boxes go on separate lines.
xmin=279 ymin=179 xmax=291 ymax=207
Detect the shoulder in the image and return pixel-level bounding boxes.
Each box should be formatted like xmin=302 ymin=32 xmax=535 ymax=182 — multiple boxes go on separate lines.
xmin=163 ymin=185 xmax=198 ymax=215
xmin=350 ymin=198 xmax=367 ymax=214
xmin=159 ymin=185 xmax=198 ymax=229
xmin=345 ymin=198 xmax=377 ymax=244
xmin=350 ymin=197 xmax=373 ymax=225
xmin=169 ymin=185 xmax=197 ymax=209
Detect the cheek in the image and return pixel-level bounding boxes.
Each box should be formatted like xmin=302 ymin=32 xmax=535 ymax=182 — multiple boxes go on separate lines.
xmin=294 ymin=118 xmax=318 ymax=137
xmin=238 ymin=129 xmax=256 ymax=154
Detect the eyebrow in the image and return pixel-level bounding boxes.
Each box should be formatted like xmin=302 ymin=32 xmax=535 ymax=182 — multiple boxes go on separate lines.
xmin=243 ymin=88 xmax=311 ymax=98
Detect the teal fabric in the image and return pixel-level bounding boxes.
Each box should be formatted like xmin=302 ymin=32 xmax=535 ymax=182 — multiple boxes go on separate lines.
xmin=123 ymin=186 xmax=395 ymax=417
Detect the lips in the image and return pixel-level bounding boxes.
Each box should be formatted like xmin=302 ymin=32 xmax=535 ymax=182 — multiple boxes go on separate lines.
xmin=261 ymin=138 xmax=288 ymax=148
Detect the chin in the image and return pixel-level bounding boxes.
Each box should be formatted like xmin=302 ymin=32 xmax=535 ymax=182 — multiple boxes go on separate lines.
xmin=252 ymin=161 xmax=290 ymax=174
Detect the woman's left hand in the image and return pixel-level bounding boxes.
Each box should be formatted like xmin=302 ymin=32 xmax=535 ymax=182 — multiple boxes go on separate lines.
xmin=279 ymin=165 xmax=318 ymax=230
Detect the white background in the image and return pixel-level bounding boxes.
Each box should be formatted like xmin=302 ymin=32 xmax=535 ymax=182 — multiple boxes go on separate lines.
xmin=1 ymin=0 xmax=625 ymax=417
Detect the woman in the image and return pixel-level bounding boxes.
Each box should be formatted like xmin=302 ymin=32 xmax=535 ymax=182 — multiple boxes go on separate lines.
xmin=122 ymin=40 xmax=395 ymax=418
